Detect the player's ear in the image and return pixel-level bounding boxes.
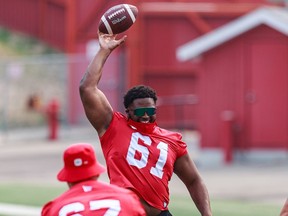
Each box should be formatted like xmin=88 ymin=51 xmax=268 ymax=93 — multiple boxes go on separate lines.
xmin=125 ymin=109 xmax=129 ymax=114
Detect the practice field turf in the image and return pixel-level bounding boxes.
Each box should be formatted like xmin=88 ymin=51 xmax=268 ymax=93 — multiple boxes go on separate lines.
xmin=0 ymin=183 xmax=281 ymax=216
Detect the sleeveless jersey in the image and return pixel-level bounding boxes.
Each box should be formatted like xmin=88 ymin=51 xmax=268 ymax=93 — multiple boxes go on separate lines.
xmin=41 ymin=180 xmax=145 ymax=216
xmin=100 ymin=112 xmax=188 ymax=210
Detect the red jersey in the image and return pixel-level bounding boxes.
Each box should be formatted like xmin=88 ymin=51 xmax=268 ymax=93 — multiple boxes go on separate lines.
xmin=41 ymin=180 xmax=146 ymax=216
xmin=100 ymin=112 xmax=187 ymax=210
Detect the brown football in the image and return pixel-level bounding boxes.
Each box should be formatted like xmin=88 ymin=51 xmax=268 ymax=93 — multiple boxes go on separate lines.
xmin=98 ymin=4 xmax=138 ymax=34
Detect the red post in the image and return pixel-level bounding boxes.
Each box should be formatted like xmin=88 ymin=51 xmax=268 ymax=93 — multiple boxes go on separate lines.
xmin=46 ymin=99 xmax=60 ymax=140
xmin=220 ymin=110 xmax=234 ymax=164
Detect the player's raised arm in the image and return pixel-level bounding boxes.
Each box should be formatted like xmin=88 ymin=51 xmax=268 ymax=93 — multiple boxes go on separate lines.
xmin=79 ymin=32 xmax=126 ymax=136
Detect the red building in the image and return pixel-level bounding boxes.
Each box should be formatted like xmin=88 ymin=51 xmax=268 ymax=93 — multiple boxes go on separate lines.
xmin=176 ymin=7 xmax=288 ymax=151
xmin=0 ymin=0 xmax=287 ymax=159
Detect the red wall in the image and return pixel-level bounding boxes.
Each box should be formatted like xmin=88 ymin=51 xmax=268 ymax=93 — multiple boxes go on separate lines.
xmin=0 ymin=0 xmax=287 ymax=149
xmin=197 ymin=25 xmax=288 ymax=149
xmin=0 ymin=0 xmax=41 ymax=37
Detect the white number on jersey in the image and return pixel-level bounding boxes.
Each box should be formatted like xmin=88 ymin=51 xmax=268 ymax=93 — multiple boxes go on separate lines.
xmin=58 ymin=199 xmax=121 ymax=216
xmin=126 ymin=132 xmax=168 ymax=179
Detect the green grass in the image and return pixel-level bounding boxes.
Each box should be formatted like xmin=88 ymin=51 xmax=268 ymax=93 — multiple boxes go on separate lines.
xmin=0 ymin=183 xmax=281 ymax=216
xmin=0 ymin=183 xmax=66 ymax=207
xmin=169 ymin=195 xmax=281 ymax=216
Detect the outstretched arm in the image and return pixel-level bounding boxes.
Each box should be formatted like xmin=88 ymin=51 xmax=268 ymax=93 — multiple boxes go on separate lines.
xmin=79 ymin=32 xmax=127 ymax=136
xmin=174 ymin=154 xmax=212 ymax=216
xmin=280 ymin=199 xmax=288 ymax=216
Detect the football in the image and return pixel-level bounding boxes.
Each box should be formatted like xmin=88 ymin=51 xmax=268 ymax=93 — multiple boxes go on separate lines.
xmin=98 ymin=4 xmax=138 ymax=34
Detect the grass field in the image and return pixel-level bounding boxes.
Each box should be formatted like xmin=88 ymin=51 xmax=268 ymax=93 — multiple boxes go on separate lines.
xmin=0 ymin=183 xmax=281 ymax=216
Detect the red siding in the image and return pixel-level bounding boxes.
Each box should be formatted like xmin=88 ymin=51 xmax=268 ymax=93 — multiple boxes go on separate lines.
xmin=244 ymin=28 xmax=288 ymax=149
xmin=0 ymin=0 xmax=40 ymax=36
xmin=43 ymin=3 xmax=66 ymax=49
xmin=0 ymin=0 xmax=287 ymax=150
xmin=197 ymin=25 xmax=288 ymax=149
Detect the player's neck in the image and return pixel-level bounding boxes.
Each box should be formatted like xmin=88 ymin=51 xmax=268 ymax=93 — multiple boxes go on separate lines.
xmin=127 ymin=119 xmax=157 ymax=134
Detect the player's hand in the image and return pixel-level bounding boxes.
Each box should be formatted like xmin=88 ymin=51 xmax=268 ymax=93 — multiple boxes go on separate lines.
xmin=98 ymin=31 xmax=127 ymax=51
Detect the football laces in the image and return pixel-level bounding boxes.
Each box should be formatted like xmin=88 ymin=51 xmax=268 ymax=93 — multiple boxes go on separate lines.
xmin=108 ymin=8 xmax=125 ymax=20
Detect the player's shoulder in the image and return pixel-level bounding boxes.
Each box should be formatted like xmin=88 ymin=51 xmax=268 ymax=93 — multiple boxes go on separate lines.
xmin=110 ymin=111 xmax=128 ymax=128
xmin=41 ymin=201 xmax=53 ymax=216
xmin=157 ymin=126 xmax=183 ymax=140
xmin=156 ymin=127 xmax=187 ymax=151
xmin=113 ymin=111 xmax=127 ymax=121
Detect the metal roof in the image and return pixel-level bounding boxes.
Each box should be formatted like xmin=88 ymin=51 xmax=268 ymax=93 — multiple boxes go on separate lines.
xmin=176 ymin=7 xmax=288 ymax=61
